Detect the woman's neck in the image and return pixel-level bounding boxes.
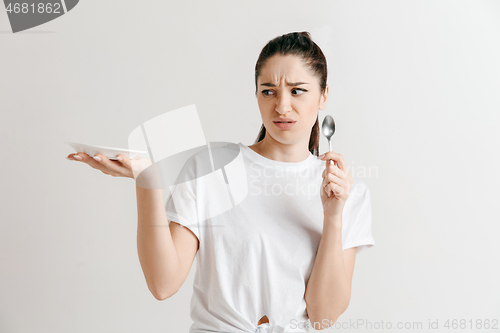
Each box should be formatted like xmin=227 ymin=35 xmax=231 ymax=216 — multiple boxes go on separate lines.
xmin=248 ymin=136 xmax=310 ymax=163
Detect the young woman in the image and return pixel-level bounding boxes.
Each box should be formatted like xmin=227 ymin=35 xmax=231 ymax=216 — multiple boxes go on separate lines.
xmin=66 ymin=31 xmax=375 ymax=333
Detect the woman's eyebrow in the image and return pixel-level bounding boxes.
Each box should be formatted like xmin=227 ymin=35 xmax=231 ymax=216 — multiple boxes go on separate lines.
xmin=260 ymin=81 xmax=309 ymax=87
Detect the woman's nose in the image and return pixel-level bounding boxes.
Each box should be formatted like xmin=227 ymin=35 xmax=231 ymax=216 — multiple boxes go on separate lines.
xmin=275 ymin=94 xmax=292 ymax=114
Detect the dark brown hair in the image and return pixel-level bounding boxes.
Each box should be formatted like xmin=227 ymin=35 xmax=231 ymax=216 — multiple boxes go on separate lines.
xmin=253 ymin=31 xmax=328 ymax=156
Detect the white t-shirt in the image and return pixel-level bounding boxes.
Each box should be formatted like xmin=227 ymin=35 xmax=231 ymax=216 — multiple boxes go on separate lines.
xmin=165 ymin=142 xmax=375 ymax=333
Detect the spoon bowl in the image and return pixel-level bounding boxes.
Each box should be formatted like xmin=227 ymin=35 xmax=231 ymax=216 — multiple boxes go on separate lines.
xmin=321 ymin=115 xmax=336 ymax=164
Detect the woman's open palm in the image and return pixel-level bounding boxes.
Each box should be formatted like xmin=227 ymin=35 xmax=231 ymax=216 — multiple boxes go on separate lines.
xmin=66 ymin=152 xmax=153 ymax=180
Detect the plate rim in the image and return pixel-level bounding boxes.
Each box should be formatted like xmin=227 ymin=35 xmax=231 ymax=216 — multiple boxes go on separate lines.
xmin=64 ymin=141 xmax=148 ymax=154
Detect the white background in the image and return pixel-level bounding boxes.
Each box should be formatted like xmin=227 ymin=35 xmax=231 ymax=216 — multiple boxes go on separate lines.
xmin=1 ymin=0 xmax=499 ymax=332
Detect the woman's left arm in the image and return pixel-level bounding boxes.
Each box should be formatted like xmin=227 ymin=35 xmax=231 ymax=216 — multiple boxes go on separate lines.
xmin=304 ymin=151 xmax=356 ymax=330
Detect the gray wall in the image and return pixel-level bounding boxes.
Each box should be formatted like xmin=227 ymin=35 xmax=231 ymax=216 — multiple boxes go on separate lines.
xmin=1 ymin=0 xmax=499 ymax=332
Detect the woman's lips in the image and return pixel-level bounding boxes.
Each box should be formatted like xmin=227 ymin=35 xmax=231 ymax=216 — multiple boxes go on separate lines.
xmin=273 ymin=121 xmax=296 ymax=130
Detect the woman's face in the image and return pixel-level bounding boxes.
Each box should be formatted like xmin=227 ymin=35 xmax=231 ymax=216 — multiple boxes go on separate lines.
xmin=256 ymin=54 xmax=328 ymax=145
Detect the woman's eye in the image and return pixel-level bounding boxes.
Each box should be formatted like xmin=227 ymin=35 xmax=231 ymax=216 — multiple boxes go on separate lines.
xmin=292 ymin=88 xmax=306 ymax=95
xmin=261 ymin=89 xmax=306 ymax=96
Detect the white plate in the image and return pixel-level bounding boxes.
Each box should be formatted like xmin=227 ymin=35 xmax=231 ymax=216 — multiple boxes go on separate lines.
xmin=65 ymin=141 xmax=149 ymax=160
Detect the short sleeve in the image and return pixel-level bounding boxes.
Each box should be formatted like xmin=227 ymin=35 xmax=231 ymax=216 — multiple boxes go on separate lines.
xmin=164 ymin=156 xmax=201 ymax=241
xmin=342 ymin=179 xmax=375 ymax=254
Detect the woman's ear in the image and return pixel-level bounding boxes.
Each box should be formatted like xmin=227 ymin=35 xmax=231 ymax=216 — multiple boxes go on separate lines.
xmin=319 ymin=85 xmax=329 ymax=110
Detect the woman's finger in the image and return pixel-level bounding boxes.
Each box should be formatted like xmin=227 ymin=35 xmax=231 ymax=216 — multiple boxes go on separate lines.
xmin=325 ymin=172 xmax=344 ymax=188
xmin=322 ymin=162 xmax=341 ymax=179
xmin=319 ymin=151 xmax=347 ymax=172
xmin=74 ymin=153 xmax=119 ymax=175
xmin=116 ymin=154 xmax=136 ymax=179
xmin=66 ymin=153 xmax=79 ymax=161
xmin=93 ymin=154 xmax=125 ymax=173
xmin=95 ymin=154 xmax=135 ymax=178
xmin=325 ymin=182 xmax=335 ymax=198
xmin=324 ymin=178 xmax=345 ymax=197
xmin=323 ymin=171 xmax=348 ymax=195
xmin=74 ymin=152 xmax=99 ymax=165
xmin=70 ymin=153 xmax=82 ymax=161
xmin=326 ymin=181 xmax=342 ymax=198
xmin=326 ymin=161 xmax=346 ymax=179
xmin=116 ymin=154 xmax=132 ymax=170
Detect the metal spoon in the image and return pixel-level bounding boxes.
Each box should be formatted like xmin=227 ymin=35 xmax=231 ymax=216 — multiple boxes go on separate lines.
xmin=321 ymin=115 xmax=336 ymax=165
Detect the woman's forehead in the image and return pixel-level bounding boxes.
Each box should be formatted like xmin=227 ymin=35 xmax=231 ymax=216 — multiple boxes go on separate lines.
xmin=259 ymin=55 xmax=314 ymax=84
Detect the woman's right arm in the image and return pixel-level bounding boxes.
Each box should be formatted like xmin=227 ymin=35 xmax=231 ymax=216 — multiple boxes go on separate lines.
xmin=136 ymin=184 xmax=199 ymax=300
xmin=66 ymin=152 xmax=199 ymax=300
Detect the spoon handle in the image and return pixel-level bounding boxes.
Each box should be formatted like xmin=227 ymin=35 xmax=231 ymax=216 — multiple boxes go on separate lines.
xmin=328 ymin=139 xmax=334 ymax=165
